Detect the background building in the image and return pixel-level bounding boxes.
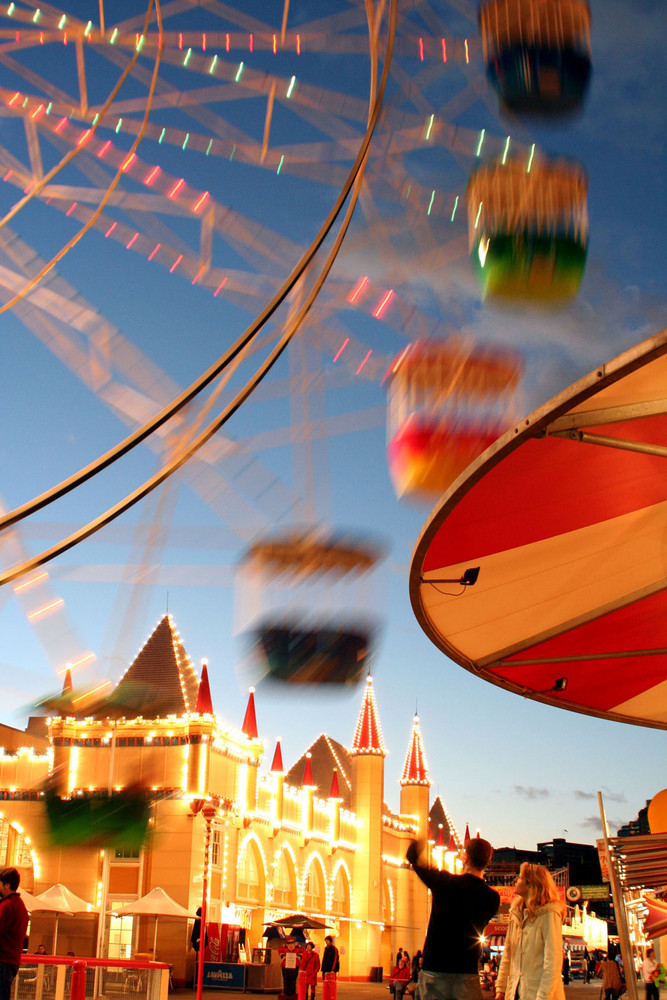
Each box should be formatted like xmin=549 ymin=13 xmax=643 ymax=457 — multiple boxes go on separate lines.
xmin=617 ymin=802 xmax=651 ymax=838
xmin=485 ymin=838 xmax=611 ymax=947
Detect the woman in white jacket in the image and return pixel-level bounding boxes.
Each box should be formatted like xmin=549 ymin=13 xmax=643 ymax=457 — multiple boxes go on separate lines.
xmin=495 ymin=863 xmax=566 ymax=1000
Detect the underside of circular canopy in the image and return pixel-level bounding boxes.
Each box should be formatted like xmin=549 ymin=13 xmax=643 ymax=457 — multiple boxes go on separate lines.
xmin=410 ymin=327 xmax=667 ymax=729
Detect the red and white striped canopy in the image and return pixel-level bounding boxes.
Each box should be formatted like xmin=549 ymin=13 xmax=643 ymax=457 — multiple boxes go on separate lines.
xmin=410 ymin=328 xmax=667 ymax=729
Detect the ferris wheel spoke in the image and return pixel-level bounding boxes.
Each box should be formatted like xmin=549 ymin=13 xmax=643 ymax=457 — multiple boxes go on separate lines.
xmin=239 ymin=404 xmax=386 ymax=456
xmin=0 ymin=493 xmax=93 ymax=677
xmin=0 ymin=222 xmax=318 ymax=550
xmin=0 ymin=141 xmax=309 ymax=298
xmin=98 ymin=459 xmax=182 ymax=673
xmin=0 ymin=50 xmax=78 ymax=108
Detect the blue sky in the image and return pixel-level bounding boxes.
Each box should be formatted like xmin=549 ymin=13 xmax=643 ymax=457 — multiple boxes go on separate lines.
xmin=0 ymin=0 xmax=664 ymax=850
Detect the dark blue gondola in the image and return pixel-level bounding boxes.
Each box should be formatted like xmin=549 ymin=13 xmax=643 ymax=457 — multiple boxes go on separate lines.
xmin=479 ymin=0 xmax=592 ymax=116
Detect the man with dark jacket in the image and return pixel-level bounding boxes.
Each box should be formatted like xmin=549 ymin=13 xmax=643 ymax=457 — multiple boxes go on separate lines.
xmin=406 ymin=838 xmax=499 ymax=1000
xmin=0 ymin=867 xmax=29 ymax=1000
xmin=321 ymin=936 xmax=340 ymax=980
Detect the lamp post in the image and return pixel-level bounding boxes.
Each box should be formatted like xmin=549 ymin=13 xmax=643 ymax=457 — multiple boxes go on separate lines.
xmin=190 ymin=798 xmax=218 ymax=1000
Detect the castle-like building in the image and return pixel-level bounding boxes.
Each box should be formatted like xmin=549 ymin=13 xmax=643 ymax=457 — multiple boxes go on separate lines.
xmin=0 ymin=616 xmax=463 ymax=985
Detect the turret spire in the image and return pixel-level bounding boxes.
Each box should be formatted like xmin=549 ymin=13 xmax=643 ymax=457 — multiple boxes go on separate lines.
xmin=329 ymin=769 xmax=342 ymax=800
xmin=400 ymin=713 xmax=430 ymax=785
xmin=195 ymin=661 xmax=213 ymax=715
xmin=351 ymin=674 xmax=386 ymax=756
xmin=302 ymin=752 xmax=316 ymax=787
xmin=270 ymin=740 xmax=284 ymax=773
xmin=241 ymin=687 xmax=258 ymax=739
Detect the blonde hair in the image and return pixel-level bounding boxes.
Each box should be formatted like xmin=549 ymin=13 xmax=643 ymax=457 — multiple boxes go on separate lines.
xmin=518 ymin=863 xmax=564 ymax=918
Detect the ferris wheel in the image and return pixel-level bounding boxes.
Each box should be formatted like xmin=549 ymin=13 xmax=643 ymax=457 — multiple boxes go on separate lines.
xmin=0 ymin=0 xmax=598 ymax=696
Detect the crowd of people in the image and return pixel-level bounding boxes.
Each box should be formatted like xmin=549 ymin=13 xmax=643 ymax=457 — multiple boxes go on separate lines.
xmin=402 ymin=838 xmax=662 ymax=1000
xmin=2 ymin=841 xmax=663 ymax=1000
xmin=277 ymin=934 xmax=340 ymax=1000
xmin=388 ymin=948 xmax=423 ymax=1000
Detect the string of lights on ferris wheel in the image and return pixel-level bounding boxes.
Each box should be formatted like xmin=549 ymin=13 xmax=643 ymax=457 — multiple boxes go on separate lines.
xmin=0 ymin=13 xmax=542 ymax=409
xmin=0 ymin=78 xmax=539 ymax=339
xmin=0 ymin=0 xmax=396 ymax=556
xmin=0 ymin=2 xmax=158 ymax=230
xmin=0 ymin=112 xmax=533 ymax=396
xmin=0 ymin=0 xmax=164 ymax=314
xmin=0 ymin=0 xmax=543 ymax=294
xmin=1 ymin=0 xmax=474 ymax=62
xmin=0 ymin=85 xmax=535 ymax=240
xmin=0 ymin=3 xmax=531 ymax=190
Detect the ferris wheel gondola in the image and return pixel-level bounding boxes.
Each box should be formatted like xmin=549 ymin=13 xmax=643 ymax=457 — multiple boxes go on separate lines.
xmin=236 ymin=530 xmax=385 ymax=686
xmin=466 ymin=155 xmax=588 ymax=303
xmin=386 ymin=338 xmax=523 ymax=501
xmin=479 ymin=0 xmax=592 ymax=116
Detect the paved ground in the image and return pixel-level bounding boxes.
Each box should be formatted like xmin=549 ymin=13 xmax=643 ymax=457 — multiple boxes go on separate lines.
xmin=173 ymin=977 xmax=606 ymax=1000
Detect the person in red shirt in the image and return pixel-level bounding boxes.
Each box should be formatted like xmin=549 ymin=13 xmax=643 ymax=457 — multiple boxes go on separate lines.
xmin=279 ymin=937 xmax=303 ymax=998
xmin=390 ymin=956 xmax=412 ymax=1000
xmin=299 ymin=942 xmax=321 ymax=1000
xmin=0 ymin=867 xmax=29 ymax=1000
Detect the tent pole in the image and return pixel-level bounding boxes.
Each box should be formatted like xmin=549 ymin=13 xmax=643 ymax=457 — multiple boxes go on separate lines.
xmin=96 ymin=851 xmax=110 ymax=958
xmin=598 ymin=792 xmax=638 ymax=1000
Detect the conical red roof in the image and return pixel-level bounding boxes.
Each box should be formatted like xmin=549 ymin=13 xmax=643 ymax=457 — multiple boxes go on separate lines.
xmin=62 ymin=668 xmax=73 ymax=694
xmin=351 ymin=675 xmax=386 ymax=756
xmin=242 ymin=688 xmax=258 ymax=739
xmin=448 ymin=834 xmax=457 ymax=851
xmin=195 ymin=662 xmax=213 ymax=715
xmin=284 ymin=735 xmax=352 ymax=808
xmin=400 ymin=713 xmax=430 ymax=785
xmin=270 ymin=740 xmax=284 ymax=773
xmin=464 ymin=823 xmax=471 ymax=843
xmin=303 ymin=753 xmax=316 ymax=787
xmin=437 ymin=825 xmax=445 ymax=847
xmin=329 ymin=769 xmax=342 ymax=800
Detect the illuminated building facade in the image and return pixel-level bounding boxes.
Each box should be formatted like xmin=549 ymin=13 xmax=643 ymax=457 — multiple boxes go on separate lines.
xmin=0 ymin=616 xmax=458 ymax=984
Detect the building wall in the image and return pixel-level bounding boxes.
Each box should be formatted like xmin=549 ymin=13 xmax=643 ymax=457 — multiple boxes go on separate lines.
xmin=0 ymin=714 xmax=433 ymax=985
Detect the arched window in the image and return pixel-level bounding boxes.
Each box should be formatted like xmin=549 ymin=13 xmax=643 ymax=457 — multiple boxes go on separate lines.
xmin=274 ymin=852 xmax=295 ymax=908
xmin=331 ymin=866 xmax=350 ymax=916
xmin=0 ymin=819 xmax=34 ymax=877
xmin=237 ymin=841 xmax=263 ymax=904
xmin=303 ymin=859 xmax=325 ymax=913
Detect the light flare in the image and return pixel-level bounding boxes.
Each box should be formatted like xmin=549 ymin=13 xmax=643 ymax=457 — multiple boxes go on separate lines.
xmin=374 ymin=290 xmax=393 ymax=319
xmin=348 ymin=276 xmax=368 ymax=304
xmin=28 ymin=598 xmax=64 ymax=621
